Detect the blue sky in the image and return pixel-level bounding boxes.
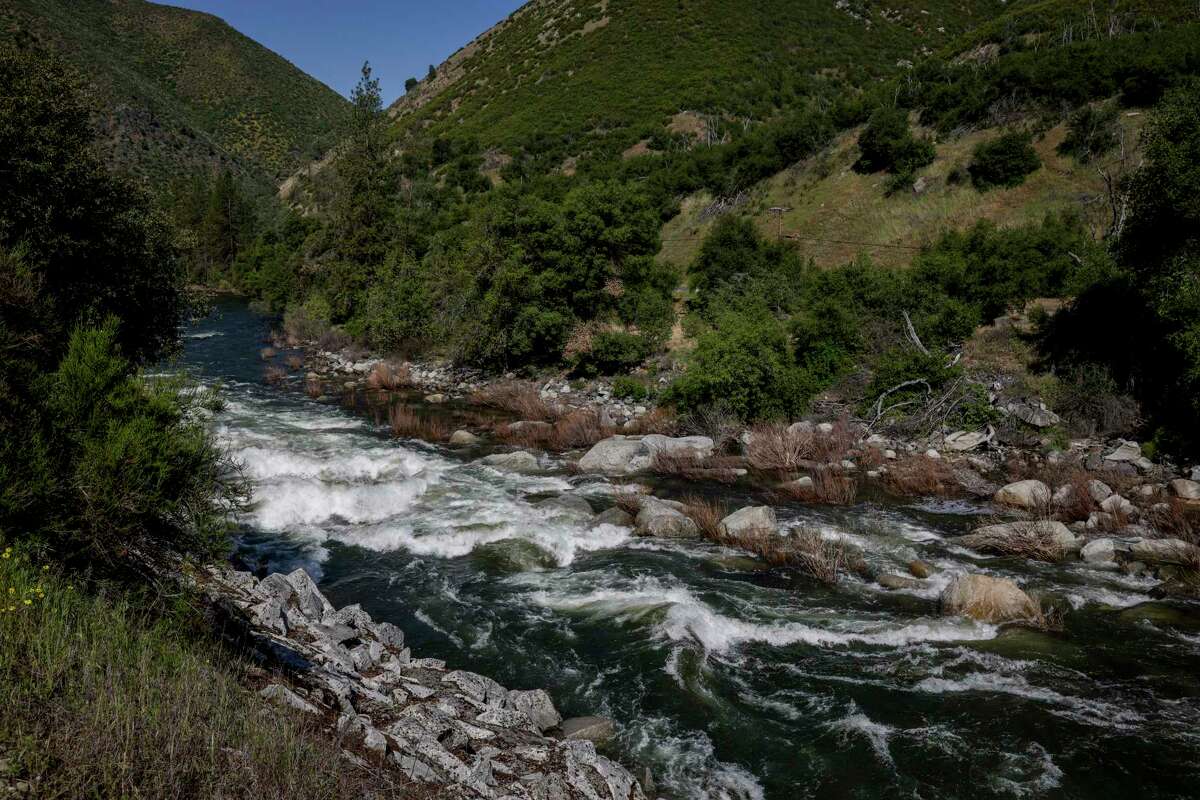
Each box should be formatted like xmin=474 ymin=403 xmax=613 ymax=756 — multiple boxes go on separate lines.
xmin=162 ymin=1 xmax=524 ymax=102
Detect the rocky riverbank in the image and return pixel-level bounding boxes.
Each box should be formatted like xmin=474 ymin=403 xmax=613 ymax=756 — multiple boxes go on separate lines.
xmin=197 ymin=565 xmax=649 ymax=800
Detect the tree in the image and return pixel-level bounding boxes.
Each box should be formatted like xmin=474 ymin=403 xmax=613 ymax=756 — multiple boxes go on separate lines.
xmin=405 ymin=76 xmax=418 ymax=92
xmin=855 ymin=107 xmax=935 ymax=176
xmin=969 ymin=132 xmax=1041 ymax=190
xmin=330 ymin=61 xmax=396 ymax=321
xmin=427 ymin=64 xmax=437 ymax=80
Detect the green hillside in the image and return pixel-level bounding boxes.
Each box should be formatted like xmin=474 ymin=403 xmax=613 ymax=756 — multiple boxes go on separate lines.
xmin=0 ymin=0 xmax=350 ymax=185
xmin=388 ymin=0 xmax=1009 ymax=168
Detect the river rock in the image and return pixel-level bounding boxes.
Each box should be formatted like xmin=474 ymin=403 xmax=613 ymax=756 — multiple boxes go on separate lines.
xmin=994 ymin=479 xmax=1051 ymax=509
xmin=559 ymin=716 xmax=617 ymax=744
xmin=944 ymin=430 xmax=991 ymax=451
xmin=908 ymin=560 xmax=935 ymax=579
xmin=590 ymin=506 xmax=634 ymax=528
xmin=940 ymin=574 xmax=1039 ymax=623
xmin=877 ymin=573 xmax=923 ymax=590
xmin=956 ymin=520 xmax=1076 ymax=555
xmin=641 ymin=434 xmax=714 ymax=459
xmin=449 ymin=429 xmax=481 ymax=446
xmin=1168 ymin=479 xmax=1200 ymax=500
xmin=719 ymin=506 xmax=776 ymax=536
xmin=1105 ymin=440 xmax=1142 ymax=464
xmin=259 ymin=684 xmax=319 ymax=714
xmin=285 ymin=567 xmax=335 ymax=622
xmin=536 ymin=494 xmax=594 ymax=515
xmin=577 ymin=436 xmax=652 ymax=474
xmin=505 ymin=689 xmax=562 ymax=732
xmin=508 ymin=420 xmax=554 ymax=435
xmin=1007 ymin=400 xmax=1060 ymax=428
xmin=1080 ymin=538 xmax=1117 ymax=564
xmin=1101 ymin=494 xmax=1137 ymax=517
xmin=636 ymin=499 xmax=699 ymax=538
xmin=1129 ymin=538 xmax=1200 ymax=565
xmin=479 ymin=450 xmax=541 ymax=473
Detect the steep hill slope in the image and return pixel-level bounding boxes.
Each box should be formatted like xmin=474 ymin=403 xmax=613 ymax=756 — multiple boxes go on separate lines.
xmin=0 ymin=0 xmax=349 ymax=185
xmin=389 ymin=0 xmax=1010 ymax=165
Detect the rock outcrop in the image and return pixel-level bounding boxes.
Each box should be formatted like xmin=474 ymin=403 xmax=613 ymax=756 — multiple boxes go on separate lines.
xmin=940 ymin=573 xmax=1040 ymax=623
xmin=993 ymin=479 xmax=1051 ymax=509
xmin=577 ymin=435 xmax=714 ymax=475
xmin=201 ymin=566 xmax=646 ymax=800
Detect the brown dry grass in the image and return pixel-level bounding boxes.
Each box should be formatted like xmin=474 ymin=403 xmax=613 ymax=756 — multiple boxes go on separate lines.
xmin=388 ymin=406 xmax=449 ymax=442
xmin=775 ymin=469 xmax=858 ymax=506
xmin=366 ymin=362 xmax=411 ymax=391
xmin=649 ymin=450 xmax=744 ymax=484
xmin=1147 ymin=498 xmax=1198 ymax=545
xmin=304 ymin=376 xmax=322 ymax=398
xmin=882 ymin=456 xmax=962 ymax=497
xmin=263 ymin=366 xmax=286 ymax=385
xmin=611 ymin=487 xmax=647 ymax=517
xmin=623 ymin=407 xmax=679 ymax=436
xmin=1054 ymin=470 xmax=1099 ymax=523
xmin=680 ymin=495 xmax=727 ymax=539
xmin=494 ymin=409 xmax=614 ymax=451
xmin=746 ymin=418 xmax=858 ymax=471
xmin=717 ymin=526 xmax=865 ymax=585
xmin=469 ymin=381 xmax=558 ymax=421
xmin=284 ymin=354 xmax=304 ymax=372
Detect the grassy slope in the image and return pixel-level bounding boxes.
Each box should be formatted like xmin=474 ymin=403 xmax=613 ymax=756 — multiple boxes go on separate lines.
xmin=0 ymin=548 xmax=419 ymax=798
xmin=658 ymin=110 xmax=1146 ymax=269
xmin=0 ymin=0 xmax=349 ymax=185
xmin=388 ymin=0 xmax=1009 ymax=154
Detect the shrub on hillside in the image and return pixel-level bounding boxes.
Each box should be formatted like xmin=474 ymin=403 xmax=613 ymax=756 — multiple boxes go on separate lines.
xmin=665 ymin=310 xmax=812 ymax=422
xmin=969 ymin=132 xmax=1041 ymax=190
xmin=855 ymin=107 xmax=935 ymax=176
xmin=571 ymin=331 xmax=654 ymax=377
xmin=1057 ymin=103 xmax=1119 ymax=164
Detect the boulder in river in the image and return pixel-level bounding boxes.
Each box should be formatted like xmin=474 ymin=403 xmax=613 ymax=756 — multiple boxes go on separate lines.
xmin=635 ymin=498 xmax=699 ymax=538
xmin=478 ymin=450 xmax=541 ymax=473
xmin=956 ymin=520 xmax=1076 ymax=557
xmin=994 ymin=479 xmax=1051 ymax=509
xmin=1168 ymin=478 xmax=1200 ymax=501
xmin=449 ymin=429 xmax=481 ymax=446
xmin=719 ymin=506 xmax=776 ymax=536
xmin=576 ymin=434 xmax=714 ymax=475
xmin=877 ymin=573 xmax=923 ymax=590
xmin=1080 ymin=538 xmax=1117 ymax=564
xmin=940 ymin=573 xmax=1040 ymax=623
xmin=590 ymin=506 xmax=634 ymax=529
xmin=1129 ymin=538 xmax=1200 ymax=566
xmin=535 ymin=494 xmax=594 ymax=516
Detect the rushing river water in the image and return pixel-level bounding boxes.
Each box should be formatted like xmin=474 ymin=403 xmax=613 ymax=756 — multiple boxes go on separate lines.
xmin=180 ymin=299 xmax=1200 ymax=799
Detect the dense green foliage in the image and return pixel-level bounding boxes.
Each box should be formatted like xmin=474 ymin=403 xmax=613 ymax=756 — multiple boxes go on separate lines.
xmin=1040 ymin=82 xmax=1200 ymax=453
xmin=1057 ymin=102 xmax=1120 ymax=163
xmin=969 ymin=132 xmax=1042 ymax=190
xmin=0 ymin=46 xmax=236 ymax=564
xmin=669 ymin=212 xmax=1105 ymax=421
xmin=0 ymin=0 xmax=349 ymax=184
xmin=388 ymin=0 xmax=1006 ymax=174
xmin=855 ymin=107 xmax=935 ymax=178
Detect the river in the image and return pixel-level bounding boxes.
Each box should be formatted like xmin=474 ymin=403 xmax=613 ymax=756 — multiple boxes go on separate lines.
xmin=179 ymin=299 xmax=1200 ymax=799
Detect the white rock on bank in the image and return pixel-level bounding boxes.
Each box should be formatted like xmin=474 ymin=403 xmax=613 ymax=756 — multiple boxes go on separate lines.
xmin=478 ymin=450 xmax=541 ymax=473
xmin=719 ymin=506 xmax=776 ymax=536
xmin=635 ymin=498 xmax=699 ymax=538
xmin=940 ymin=573 xmax=1040 ymax=623
xmin=994 ymin=479 xmax=1051 ymax=509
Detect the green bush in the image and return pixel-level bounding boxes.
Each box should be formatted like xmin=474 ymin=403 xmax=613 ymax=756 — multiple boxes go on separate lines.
xmin=862 ymin=347 xmax=962 ymax=421
xmin=665 ymin=310 xmax=812 ymax=422
xmin=611 ymin=375 xmax=651 ymax=402
xmin=572 ymin=331 xmax=653 ymax=377
xmin=969 ymin=132 xmax=1041 ymax=190
xmin=855 ymin=107 xmax=935 ymax=176
xmin=1057 ymin=103 xmax=1119 ymax=163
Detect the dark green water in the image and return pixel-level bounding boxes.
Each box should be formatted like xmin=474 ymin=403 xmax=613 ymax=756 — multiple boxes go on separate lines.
xmin=178 ymin=299 xmax=1200 ymax=799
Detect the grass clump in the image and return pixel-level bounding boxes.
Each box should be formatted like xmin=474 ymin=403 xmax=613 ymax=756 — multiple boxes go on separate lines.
xmin=0 ymin=548 xmax=414 ymax=799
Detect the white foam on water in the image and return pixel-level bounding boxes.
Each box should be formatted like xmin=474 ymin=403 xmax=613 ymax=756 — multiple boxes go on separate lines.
xmin=1065 ymin=585 xmax=1150 ymax=610
xmin=988 ymin=743 xmax=1064 ymax=797
xmin=621 ymin=716 xmax=765 ymax=800
xmin=246 ymin=476 xmax=430 ymax=529
xmin=185 ymin=331 xmax=223 ymax=339
xmin=914 ymin=671 xmax=1142 ymax=728
xmin=828 ymin=708 xmax=896 ymax=766
xmin=528 ymin=575 xmax=998 ymax=653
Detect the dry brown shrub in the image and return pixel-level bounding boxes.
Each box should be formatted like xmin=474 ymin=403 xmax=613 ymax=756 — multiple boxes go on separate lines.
xmin=284 ymin=355 xmax=304 ymax=372
xmin=263 ymin=366 xmax=286 ymax=385
xmin=366 ymin=361 xmax=410 ymax=391
xmin=680 ymin=403 xmax=741 ymax=451
xmin=776 ymin=469 xmax=857 ymax=506
xmin=719 ymin=527 xmax=865 ymax=584
xmin=810 ymin=416 xmax=858 ymax=463
xmin=612 ymin=487 xmax=647 ymax=517
xmin=746 ymin=423 xmax=814 ymax=471
xmin=1147 ymin=498 xmax=1198 ymax=544
xmin=856 ymin=445 xmax=886 ymax=469
xmin=882 ymin=456 xmax=961 ymax=497
xmin=681 ymin=495 xmax=727 ymax=539
xmin=304 ymin=376 xmax=322 ymax=398
xmin=259 ymin=347 xmax=277 ymax=361
xmin=649 ymin=450 xmax=743 ymax=484
xmin=388 ymin=405 xmax=449 ymax=442
xmin=552 ymin=409 xmax=613 ymax=449
xmin=1053 ymin=470 xmax=1099 ymax=522
xmin=1003 ymin=520 xmax=1071 ymax=562
xmin=470 ymin=381 xmax=558 ymax=421
xmin=625 ymin=407 xmax=678 ymax=435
